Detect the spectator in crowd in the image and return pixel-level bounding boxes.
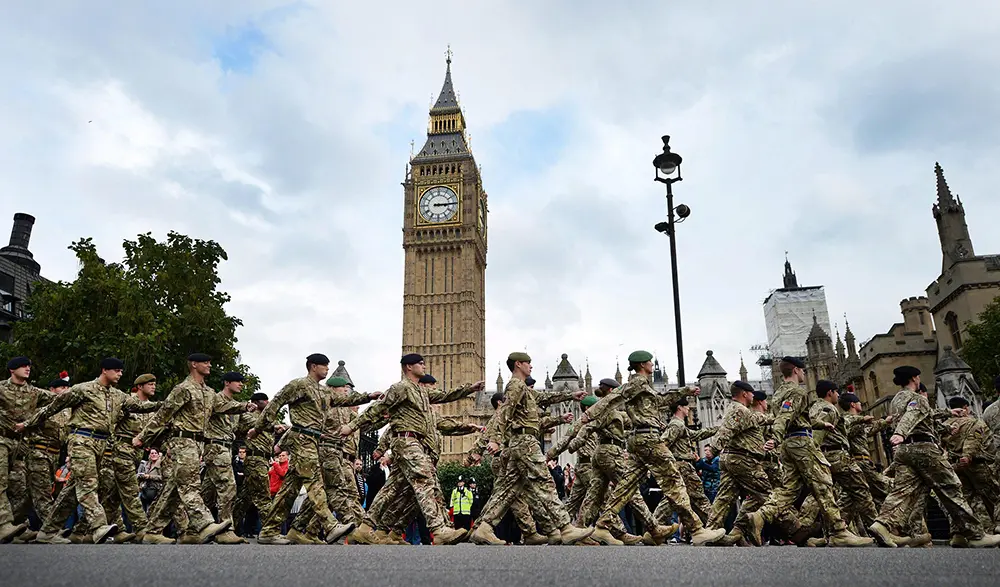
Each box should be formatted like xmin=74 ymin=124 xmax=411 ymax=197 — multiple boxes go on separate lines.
xmin=450 ymin=476 xmax=474 ymax=530
xmin=695 ymin=446 xmax=721 ymax=502
xmin=469 ymin=478 xmax=484 ymax=522
xmin=233 ymin=446 xmax=246 ymax=491
xmin=365 ymin=453 xmax=390 ymax=511
xmin=137 ymin=448 xmax=163 ymax=512
xmin=548 ymin=459 xmax=565 ymax=500
xmin=564 ymin=463 xmax=575 ymax=494
xmin=268 ymin=451 xmax=289 ymax=498
xmin=353 ymin=458 xmax=366 ymax=505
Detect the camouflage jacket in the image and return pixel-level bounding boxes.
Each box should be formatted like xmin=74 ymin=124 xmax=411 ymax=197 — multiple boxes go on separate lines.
xmin=661 ymin=416 xmax=717 ymax=461
xmin=982 ymin=401 xmax=1000 ymax=452
xmin=235 ymin=411 xmax=277 ymax=456
xmin=585 ymin=373 xmax=686 ymax=432
xmin=770 ymin=380 xmax=816 ymax=439
xmin=139 ymin=376 xmax=230 ymax=440
xmin=256 ymin=376 xmax=370 ymax=435
xmin=204 ymin=392 xmax=253 ymax=442
xmin=112 ymin=393 xmax=161 ymax=438
xmin=27 ymin=378 xmax=158 ymax=435
xmin=942 ymin=415 xmax=995 ymax=463
xmin=550 ymin=421 xmax=596 ymax=460
xmin=890 ymin=389 xmax=939 ymax=441
xmin=375 ymin=379 xmax=473 ymax=440
xmin=711 ymin=401 xmax=773 ymax=455
xmin=0 ymin=377 xmax=55 ymax=434
xmin=492 ymin=378 xmax=577 ymax=443
xmin=810 ymin=401 xmax=850 ymax=451
xmin=844 ymin=414 xmax=891 ymax=459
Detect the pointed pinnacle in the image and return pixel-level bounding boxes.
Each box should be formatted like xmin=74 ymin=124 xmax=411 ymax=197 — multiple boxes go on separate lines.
xmin=935 ymin=162 xmax=955 ymax=204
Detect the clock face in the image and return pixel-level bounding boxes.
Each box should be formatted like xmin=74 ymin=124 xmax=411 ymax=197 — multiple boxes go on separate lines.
xmin=419 ymin=186 xmax=459 ymax=223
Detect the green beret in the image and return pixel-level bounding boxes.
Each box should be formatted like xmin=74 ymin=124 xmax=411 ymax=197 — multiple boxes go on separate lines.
xmin=508 ymin=352 xmax=531 ymax=363
xmin=628 ymin=350 xmax=653 ymax=364
xmin=134 ymin=373 xmax=156 ymax=386
xmin=327 ymin=376 xmax=351 ymax=387
xmin=580 ymin=395 xmax=599 ymax=408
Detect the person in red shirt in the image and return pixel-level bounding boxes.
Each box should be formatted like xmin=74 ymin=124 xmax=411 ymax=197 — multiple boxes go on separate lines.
xmin=268 ymin=451 xmax=289 ymax=497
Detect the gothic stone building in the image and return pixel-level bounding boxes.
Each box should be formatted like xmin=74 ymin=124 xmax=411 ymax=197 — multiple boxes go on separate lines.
xmin=1 ymin=213 xmax=46 ymax=342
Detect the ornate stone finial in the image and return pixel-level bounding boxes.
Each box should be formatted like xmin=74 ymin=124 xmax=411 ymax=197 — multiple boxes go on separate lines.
xmin=338 ymin=360 xmax=345 ymax=367
xmin=706 ymin=350 xmax=713 ymax=356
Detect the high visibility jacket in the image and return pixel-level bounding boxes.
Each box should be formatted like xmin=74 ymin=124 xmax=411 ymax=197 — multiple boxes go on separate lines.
xmin=450 ymin=486 xmax=473 ymax=515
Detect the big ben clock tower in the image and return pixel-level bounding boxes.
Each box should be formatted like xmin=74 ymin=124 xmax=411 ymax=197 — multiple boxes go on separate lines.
xmin=402 ymin=50 xmax=488 ymax=461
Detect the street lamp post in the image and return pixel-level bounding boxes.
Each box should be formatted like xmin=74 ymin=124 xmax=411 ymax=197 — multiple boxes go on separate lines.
xmin=652 ymin=135 xmax=689 ymax=386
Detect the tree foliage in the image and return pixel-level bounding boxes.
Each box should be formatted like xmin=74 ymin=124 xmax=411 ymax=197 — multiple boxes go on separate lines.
xmin=962 ymin=295 xmax=1000 ymax=401
xmin=0 ymin=232 xmax=258 ymax=399
xmin=437 ymin=460 xmax=494 ymax=499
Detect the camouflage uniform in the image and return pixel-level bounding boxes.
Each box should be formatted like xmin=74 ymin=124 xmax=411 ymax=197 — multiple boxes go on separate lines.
xmin=232 ymin=412 xmax=275 ymax=535
xmin=874 ymin=389 xmax=985 ymax=540
xmin=467 ymin=408 xmax=536 ymax=536
xmin=200 ymin=392 xmax=251 ymax=527
xmin=144 ymin=447 xmax=190 ymax=535
xmin=754 ymin=380 xmax=844 ymax=536
xmin=0 ymin=377 xmax=53 ymax=529
xmin=573 ymin=404 xmax=658 ymax=536
xmin=137 ymin=376 xmax=242 ymax=535
xmin=845 ymin=414 xmax=891 ymax=507
xmin=548 ymin=421 xmax=595 ymax=523
xmin=943 ymin=414 xmax=999 ymax=530
xmin=584 ymin=374 xmax=703 ymax=534
xmin=24 ymin=378 xmax=158 ymax=535
xmin=655 ymin=416 xmax=717 ymax=525
xmin=254 ymin=376 xmax=371 ymax=539
xmin=99 ymin=393 xmax=159 ymax=532
xmin=707 ymin=401 xmax=782 ymax=531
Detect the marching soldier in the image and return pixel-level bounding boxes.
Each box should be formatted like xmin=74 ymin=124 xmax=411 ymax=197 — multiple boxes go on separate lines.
xmin=232 ymin=392 xmax=277 ymax=537
xmin=200 ymin=371 xmax=252 ymax=544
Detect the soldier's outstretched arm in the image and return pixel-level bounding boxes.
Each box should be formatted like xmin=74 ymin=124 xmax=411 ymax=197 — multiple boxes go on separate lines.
xmin=137 ymin=384 xmax=190 ymax=443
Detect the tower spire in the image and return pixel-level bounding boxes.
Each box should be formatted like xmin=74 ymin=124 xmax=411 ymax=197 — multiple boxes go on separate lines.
xmin=931 ymin=162 xmax=974 ymax=270
xmin=844 ymin=314 xmax=858 ymax=360
xmin=935 ymin=162 xmax=955 ymax=205
xmin=782 ymin=253 xmax=799 ymax=289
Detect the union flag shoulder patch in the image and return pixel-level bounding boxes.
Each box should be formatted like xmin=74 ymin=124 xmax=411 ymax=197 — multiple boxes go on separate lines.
xmin=907 ymin=400 xmax=919 ymax=408
xmin=781 ymin=400 xmax=793 ymax=411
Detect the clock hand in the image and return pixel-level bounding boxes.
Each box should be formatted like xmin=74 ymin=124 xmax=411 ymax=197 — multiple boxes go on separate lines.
xmin=432 ymin=202 xmax=455 ymax=207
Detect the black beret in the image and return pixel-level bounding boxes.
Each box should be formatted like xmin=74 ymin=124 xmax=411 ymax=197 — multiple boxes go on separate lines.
xmin=187 ymin=353 xmax=212 ymax=363
xmin=100 ymin=357 xmax=125 ymax=370
xmin=893 ymin=366 xmax=920 ymax=380
xmin=306 ymin=353 xmax=330 ymax=366
xmin=840 ymin=392 xmax=860 ymax=404
xmin=752 ymin=390 xmax=768 ymax=402
xmin=48 ymin=378 xmax=70 ymax=388
xmin=250 ymin=392 xmax=269 ymax=402
xmin=6 ymin=356 xmax=31 ymax=370
xmin=780 ymin=356 xmax=805 ymax=369
xmin=400 ymin=353 xmax=424 ymax=366
xmin=223 ymin=372 xmax=245 ymax=383
xmin=525 ymin=377 xmax=536 ymax=387
xmin=816 ymin=380 xmax=838 ymax=397
xmin=732 ymin=380 xmax=754 ymax=393
xmin=948 ymin=396 xmax=969 ymax=409
xmin=599 ymin=378 xmax=620 ymax=389
xmin=418 ymin=374 xmax=437 ymax=384
xmin=673 ymin=397 xmax=689 ymax=408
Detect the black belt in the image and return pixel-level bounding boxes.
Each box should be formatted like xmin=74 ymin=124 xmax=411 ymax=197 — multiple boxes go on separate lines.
xmin=599 ymin=438 xmax=626 ymax=448
xmin=291 ymin=424 xmax=324 ymax=438
xmin=784 ymin=430 xmax=813 ymax=439
xmin=632 ymin=427 xmax=661 ymax=436
xmin=245 ymin=449 xmax=271 ymax=459
xmin=205 ymin=439 xmax=232 ymax=449
xmin=577 ymin=456 xmax=591 ymax=464
xmin=171 ymin=430 xmax=205 ymax=442
xmin=70 ymin=427 xmax=110 ymax=440
xmin=0 ymin=429 xmax=21 ymax=440
xmin=902 ymin=434 xmax=937 ymax=445
xmin=511 ymin=427 xmax=538 ymax=436
xmin=31 ymin=442 xmax=62 ymax=454
xmin=723 ymin=448 xmax=764 ymax=460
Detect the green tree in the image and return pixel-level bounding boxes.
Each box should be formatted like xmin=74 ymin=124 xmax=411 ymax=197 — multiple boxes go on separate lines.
xmin=0 ymin=232 xmax=258 ymax=398
xmin=437 ymin=460 xmax=494 ymax=502
xmin=961 ymin=295 xmax=1000 ymax=401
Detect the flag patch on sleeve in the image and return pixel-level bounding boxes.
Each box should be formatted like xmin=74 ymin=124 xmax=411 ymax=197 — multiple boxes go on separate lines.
xmin=781 ymin=400 xmax=793 ymax=411
xmin=907 ymin=400 xmax=918 ymax=408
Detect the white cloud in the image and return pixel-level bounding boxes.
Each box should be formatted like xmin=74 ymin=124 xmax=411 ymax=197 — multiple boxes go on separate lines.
xmin=2 ymin=0 xmax=999 ymax=394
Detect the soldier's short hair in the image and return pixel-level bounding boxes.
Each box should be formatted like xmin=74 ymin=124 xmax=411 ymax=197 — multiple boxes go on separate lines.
xmin=491 ymin=392 xmax=505 ymax=410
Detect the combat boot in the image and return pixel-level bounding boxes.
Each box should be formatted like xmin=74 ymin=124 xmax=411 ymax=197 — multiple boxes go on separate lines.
xmin=387 ymin=530 xmax=408 ymax=545
xmin=69 ymin=531 xmax=93 ymax=544
xmin=578 ymin=537 xmax=601 ymax=546
xmin=742 ymin=512 xmax=764 ymax=546
xmin=522 ymin=532 xmax=549 ymax=545
xmin=620 ymin=533 xmax=643 ymax=546
xmin=141 ymin=532 xmax=175 ymax=545
xmin=470 ymin=522 xmax=505 ymax=545
xmin=966 ymin=534 xmax=1000 ymax=548
xmin=691 ymin=527 xmax=726 ymax=546
xmin=256 ymin=534 xmax=292 ymax=545
xmin=197 ymin=521 xmax=231 ymax=544
xmin=286 ymin=528 xmax=321 ymax=545
xmin=114 ymin=531 xmax=136 ymax=544
xmin=646 ymin=523 xmax=678 ymax=545
xmin=0 ymin=522 xmax=28 ymax=544
xmin=805 ymin=537 xmax=828 ymax=547
xmin=214 ymin=530 xmax=246 ymax=544
xmin=559 ymin=524 xmax=594 ymax=545
xmin=324 ymin=522 xmax=355 ymax=545
xmin=590 ymin=527 xmax=623 ymax=546
xmin=178 ymin=532 xmax=201 ymax=544
xmin=715 ymin=528 xmax=744 ymax=547
xmin=348 ymin=523 xmax=380 ymax=545
xmin=950 ymin=534 xmax=969 ymax=548
xmin=431 ymin=526 xmax=468 ymax=545
xmin=546 ymin=530 xmax=561 ymax=545
xmin=33 ymin=530 xmax=70 ymax=544
xmin=13 ymin=529 xmax=37 ymax=543
xmin=828 ymin=529 xmax=874 ymax=547
xmin=92 ymin=523 xmax=119 ymax=544
xmin=905 ymin=533 xmax=932 ymax=548
xmin=866 ymin=521 xmax=898 ymax=548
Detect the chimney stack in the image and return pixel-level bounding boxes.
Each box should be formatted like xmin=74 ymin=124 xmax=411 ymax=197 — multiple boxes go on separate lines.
xmin=0 ymin=213 xmax=41 ymax=274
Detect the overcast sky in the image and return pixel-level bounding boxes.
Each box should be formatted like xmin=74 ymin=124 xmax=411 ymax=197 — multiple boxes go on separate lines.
xmin=2 ymin=1 xmax=999 ymax=394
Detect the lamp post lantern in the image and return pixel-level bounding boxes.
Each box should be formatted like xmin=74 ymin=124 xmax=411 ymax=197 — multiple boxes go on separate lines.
xmin=652 ymin=135 xmax=689 ymax=386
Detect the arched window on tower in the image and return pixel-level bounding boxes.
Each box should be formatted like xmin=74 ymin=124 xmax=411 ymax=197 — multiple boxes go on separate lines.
xmin=710 ymin=383 xmax=727 ymax=424
xmin=945 ymin=312 xmax=963 ymax=350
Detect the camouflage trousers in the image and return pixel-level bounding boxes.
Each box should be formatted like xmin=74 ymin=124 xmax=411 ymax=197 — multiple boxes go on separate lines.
xmin=377 ymin=466 xmax=448 ymax=534
xmin=144 ymin=438 xmax=213 ymax=534
xmin=368 ymin=467 xmax=405 ymax=531
xmin=40 ymin=436 xmax=109 ymax=534
xmin=377 ymin=436 xmax=449 ymax=532
xmin=757 ymin=437 xmax=845 ymax=534
xmin=797 ymin=450 xmax=878 ymax=535
xmin=0 ymin=438 xmax=26 ymax=526
xmin=762 ymin=456 xmax=781 ymax=488
xmin=477 ymin=433 xmax=569 ymax=535
xmin=580 ymin=444 xmax=657 ymax=536
xmin=467 ymin=452 xmax=535 ymax=535
xmin=25 ymin=443 xmax=61 ymax=526
xmin=259 ymin=436 xmax=337 ymax=537
xmin=654 ymin=460 xmax=712 ymax=526
xmin=232 ymin=455 xmax=271 ymax=535
xmin=955 ymin=461 xmax=999 ymax=529
xmin=200 ymin=443 xmax=237 ymax=525
xmin=875 ymin=443 xmax=983 ymax=539
xmin=294 ymin=445 xmax=372 ymax=535
xmin=709 ymin=453 xmax=789 ymax=532
xmin=597 ymin=434 xmax=701 ymax=533
xmin=565 ymin=460 xmax=592 ymax=523
xmin=98 ymin=441 xmax=147 ymax=532
xmin=146 ymin=448 xmax=190 ymax=534
xmin=855 ymin=457 xmax=889 ymax=507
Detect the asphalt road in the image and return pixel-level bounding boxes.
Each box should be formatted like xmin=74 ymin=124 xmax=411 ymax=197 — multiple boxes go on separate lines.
xmin=1 ymin=543 xmax=998 ymax=587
